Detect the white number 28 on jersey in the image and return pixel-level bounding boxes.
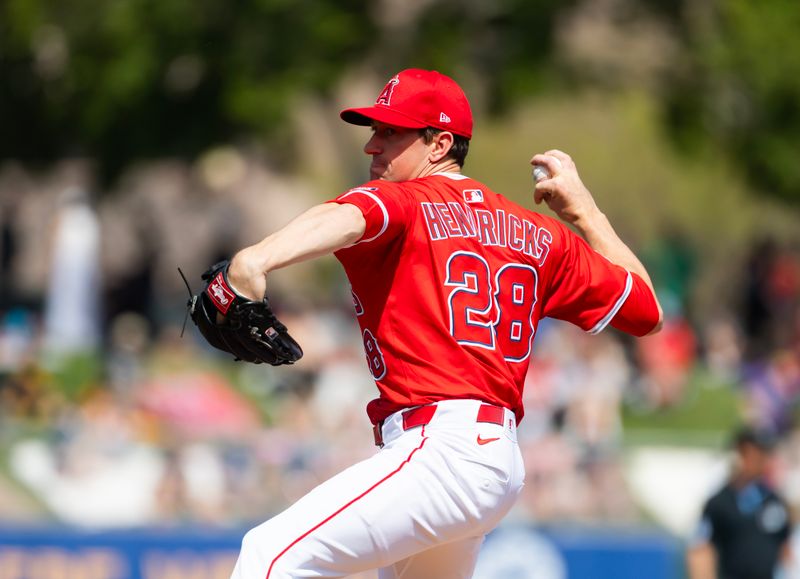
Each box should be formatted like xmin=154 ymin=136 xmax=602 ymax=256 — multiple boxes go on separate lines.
xmin=445 ymin=251 xmax=538 ymax=362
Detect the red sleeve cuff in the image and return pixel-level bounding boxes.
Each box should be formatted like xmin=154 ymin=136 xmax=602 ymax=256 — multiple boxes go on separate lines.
xmin=610 ymin=272 xmax=661 ymax=336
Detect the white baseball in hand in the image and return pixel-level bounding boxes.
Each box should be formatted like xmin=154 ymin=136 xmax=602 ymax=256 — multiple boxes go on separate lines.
xmin=532 ymin=165 xmax=550 ymax=183
xmin=532 ymin=155 xmax=563 ymax=183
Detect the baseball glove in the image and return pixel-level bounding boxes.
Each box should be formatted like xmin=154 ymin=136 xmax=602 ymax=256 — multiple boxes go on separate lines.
xmin=181 ymin=260 xmax=303 ymax=365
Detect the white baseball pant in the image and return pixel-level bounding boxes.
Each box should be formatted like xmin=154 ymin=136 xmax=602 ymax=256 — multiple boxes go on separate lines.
xmin=231 ymin=399 xmax=525 ymax=579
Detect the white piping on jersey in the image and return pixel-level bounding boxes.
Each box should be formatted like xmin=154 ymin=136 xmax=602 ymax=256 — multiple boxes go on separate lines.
xmin=432 ymin=172 xmax=469 ymax=180
xmin=340 ymin=189 xmax=389 ymax=244
xmin=588 ymin=271 xmax=633 ymax=335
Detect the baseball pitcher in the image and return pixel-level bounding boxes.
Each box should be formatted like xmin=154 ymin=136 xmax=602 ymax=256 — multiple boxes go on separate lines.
xmin=188 ymin=69 xmax=663 ymax=578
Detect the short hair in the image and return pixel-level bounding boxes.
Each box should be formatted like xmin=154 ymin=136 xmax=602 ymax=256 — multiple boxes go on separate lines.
xmin=732 ymin=426 xmax=777 ymax=452
xmin=420 ymin=127 xmax=470 ymax=168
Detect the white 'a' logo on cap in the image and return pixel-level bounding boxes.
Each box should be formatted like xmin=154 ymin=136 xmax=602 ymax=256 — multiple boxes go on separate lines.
xmin=439 ymin=112 xmax=451 ymax=123
xmin=376 ymin=76 xmax=400 ymax=106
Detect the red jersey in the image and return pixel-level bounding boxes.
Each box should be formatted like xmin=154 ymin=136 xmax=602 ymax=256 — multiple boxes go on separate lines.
xmin=330 ymin=173 xmax=639 ymax=425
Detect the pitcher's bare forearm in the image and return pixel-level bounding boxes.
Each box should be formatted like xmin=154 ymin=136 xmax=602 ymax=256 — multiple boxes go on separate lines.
xmin=228 ymin=203 xmax=366 ymax=300
xmin=572 ymin=205 xmax=656 ymax=294
xmin=686 ymin=543 xmax=717 ymax=579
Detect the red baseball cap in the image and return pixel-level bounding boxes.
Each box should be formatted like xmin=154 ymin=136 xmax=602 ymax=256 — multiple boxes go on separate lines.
xmin=340 ymin=69 xmax=473 ymax=139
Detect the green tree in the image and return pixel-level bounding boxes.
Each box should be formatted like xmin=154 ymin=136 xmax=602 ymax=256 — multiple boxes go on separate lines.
xmin=1 ymin=0 xmax=375 ymax=181
xmin=0 ymin=0 xmax=573 ymax=184
xmin=664 ymin=0 xmax=800 ymax=204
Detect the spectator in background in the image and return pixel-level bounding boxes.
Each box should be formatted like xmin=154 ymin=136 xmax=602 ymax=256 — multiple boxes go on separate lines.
xmin=43 ymin=187 xmax=101 ymax=361
xmin=738 ymin=241 xmax=800 ymax=435
xmin=634 ymin=226 xmax=698 ymax=409
xmin=634 ymin=314 xmax=697 ymax=408
xmin=741 ymin=239 xmax=800 ymax=362
xmin=0 ymin=187 xmax=19 ymax=307
xmin=687 ymin=427 xmax=793 ymax=579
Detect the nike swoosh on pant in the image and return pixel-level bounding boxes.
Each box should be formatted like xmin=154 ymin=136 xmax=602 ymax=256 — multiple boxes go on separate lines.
xmin=476 ymin=435 xmax=500 ymax=445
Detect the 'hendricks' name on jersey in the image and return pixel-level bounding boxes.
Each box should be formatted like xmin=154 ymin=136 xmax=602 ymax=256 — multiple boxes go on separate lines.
xmin=420 ymin=201 xmax=553 ymax=264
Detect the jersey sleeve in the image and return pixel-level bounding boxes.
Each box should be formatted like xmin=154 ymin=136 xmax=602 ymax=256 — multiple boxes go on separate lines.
xmin=542 ymin=220 xmax=649 ymax=335
xmin=609 ymin=272 xmax=660 ymax=336
xmin=327 ymin=181 xmax=412 ymax=247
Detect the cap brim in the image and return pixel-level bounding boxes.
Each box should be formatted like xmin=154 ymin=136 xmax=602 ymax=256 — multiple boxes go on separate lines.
xmin=340 ymin=106 xmax=427 ymax=129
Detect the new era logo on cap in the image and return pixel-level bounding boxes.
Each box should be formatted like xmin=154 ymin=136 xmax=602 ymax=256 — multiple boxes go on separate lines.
xmin=340 ymin=69 xmax=473 ymax=138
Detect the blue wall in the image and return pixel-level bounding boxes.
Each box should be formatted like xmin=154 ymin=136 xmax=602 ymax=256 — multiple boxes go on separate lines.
xmin=0 ymin=524 xmax=683 ymax=579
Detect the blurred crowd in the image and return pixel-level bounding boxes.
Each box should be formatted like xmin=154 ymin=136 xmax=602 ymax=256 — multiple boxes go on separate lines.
xmin=1 ymin=157 xmax=799 ymax=531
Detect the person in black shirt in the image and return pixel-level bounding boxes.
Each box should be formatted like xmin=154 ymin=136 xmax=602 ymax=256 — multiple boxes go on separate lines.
xmin=687 ymin=427 xmax=793 ymax=579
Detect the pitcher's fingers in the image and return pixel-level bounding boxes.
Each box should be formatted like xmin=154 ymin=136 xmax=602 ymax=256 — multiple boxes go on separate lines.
xmin=530 ymin=154 xmax=562 ymax=176
xmin=533 ymin=183 xmax=551 ymax=205
xmin=543 ymin=150 xmax=571 ymax=168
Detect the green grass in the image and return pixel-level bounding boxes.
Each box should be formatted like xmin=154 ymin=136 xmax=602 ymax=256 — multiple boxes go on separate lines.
xmin=622 ymin=368 xmax=743 ymax=448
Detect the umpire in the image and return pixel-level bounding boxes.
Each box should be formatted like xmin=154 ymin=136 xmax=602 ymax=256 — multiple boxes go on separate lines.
xmin=687 ymin=427 xmax=794 ymax=579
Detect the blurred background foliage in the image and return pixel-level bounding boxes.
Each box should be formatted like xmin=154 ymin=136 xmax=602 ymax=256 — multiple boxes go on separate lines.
xmin=2 ymin=0 xmax=798 ymax=204
xmin=663 ymin=0 xmax=800 ymax=204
